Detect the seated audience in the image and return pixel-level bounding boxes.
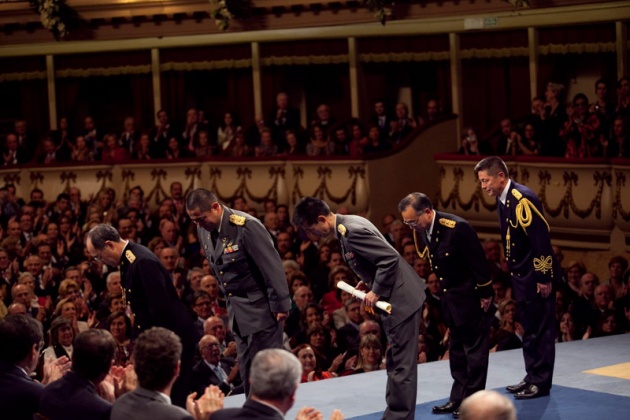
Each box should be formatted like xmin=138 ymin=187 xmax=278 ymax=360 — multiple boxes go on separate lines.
xmin=107 ymin=311 xmax=134 ymax=366
xmin=459 ymin=390 xmax=516 ymax=420
xmin=192 ymin=334 xmax=242 ymax=397
xmin=292 ymin=344 xmax=339 ymax=382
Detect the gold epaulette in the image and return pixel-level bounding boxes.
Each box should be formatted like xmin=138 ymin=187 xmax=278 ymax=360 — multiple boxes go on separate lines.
xmin=125 ymin=250 xmax=136 ymax=263
xmin=229 ymin=214 xmax=246 ymax=226
xmin=338 ymin=224 xmax=347 ymax=237
xmin=511 ymin=189 xmax=523 ymax=200
xmin=438 ymin=218 xmax=456 ymax=229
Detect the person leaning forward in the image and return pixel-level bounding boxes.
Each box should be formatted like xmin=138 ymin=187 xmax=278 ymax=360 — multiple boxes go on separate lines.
xmin=398 ymin=192 xmax=493 ymax=419
xmin=185 ymin=188 xmax=291 ymax=396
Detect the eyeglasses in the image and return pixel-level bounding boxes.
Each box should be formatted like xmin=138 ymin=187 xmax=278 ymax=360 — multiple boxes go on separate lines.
xmin=201 ymin=343 xmax=220 ymax=350
xmin=402 ymin=218 xmax=419 ymax=227
xmin=92 ymin=249 xmax=104 ymax=262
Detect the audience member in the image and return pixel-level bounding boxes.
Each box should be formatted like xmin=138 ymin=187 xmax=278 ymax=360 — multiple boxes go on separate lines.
xmin=459 ymin=390 xmax=516 ymax=420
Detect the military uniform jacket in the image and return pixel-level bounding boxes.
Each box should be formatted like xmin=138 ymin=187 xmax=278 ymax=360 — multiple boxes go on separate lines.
xmin=335 ymin=214 xmax=425 ymax=330
xmin=413 ymin=211 xmax=492 ymax=327
xmin=120 ymin=241 xmax=196 ymax=347
xmin=199 ymin=206 xmax=291 ymax=337
xmin=499 ymin=181 xmax=557 ymax=301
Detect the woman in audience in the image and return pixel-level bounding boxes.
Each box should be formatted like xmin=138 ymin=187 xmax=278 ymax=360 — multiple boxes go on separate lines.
xmin=217 ymin=112 xmax=241 ymax=151
xmin=101 ymin=133 xmax=129 ymax=163
xmin=165 ymin=136 xmax=191 ymax=159
xmin=290 ymin=303 xmax=325 ymax=348
xmin=132 ymin=132 xmax=153 ymax=160
xmin=564 ymin=260 xmax=587 ymax=304
xmin=107 ymin=310 xmax=134 ymax=366
xmin=305 ymin=323 xmax=339 ymax=371
xmin=518 ymin=123 xmax=541 ymax=155
xmin=42 ymin=316 xmax=74 ymax=363
xmin=293 ymin=344 xmax=339 ymax=382
xmin=320 ymin=265 xmax=356 ymax=318
xmin=223 ymin=131 xmax=253 ymax=157
xmin=58 ymin=215 xmax=83 ymax=265
xmin=557 ymin=311 xmax=578 ymax=342
xmin=363 ymin=124 xmax=390 ymax=155
xmin=195 ymin=130 xmax=213 ymax=158
xmin=490 ymin=299 xmax=523 ymax=352
xmin=589 ymin=310 xmax=623 ymax=338
xmin=604 ymin=116 xmax=630 ymax=158
xmin=306 ymin=124 xmax=334 ymax=156
xmin=71 ymin=135 xmax=94 ymax=162
xmin=458 ymin=127 xmax=481 ymax=155
xmin=348 ymin=123 xmax=366 ymax=157
xmin=341 ymin=333 xmax=384 ymax=375
xmin=283 ymin=129 xmax=305 ymax=156
xmin=53 ymin=297 xmax=89 ymax=334
xmin=254 ymin=128 xmax=279 ymax=157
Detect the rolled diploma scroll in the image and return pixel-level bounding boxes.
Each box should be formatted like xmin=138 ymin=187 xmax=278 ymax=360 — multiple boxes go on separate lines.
xmin=337 ymin=281 xmax=392 ymax=314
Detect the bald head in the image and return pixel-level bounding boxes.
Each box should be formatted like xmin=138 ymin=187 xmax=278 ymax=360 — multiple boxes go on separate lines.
xmin=459 ymin=390 xmax=516 ymax=420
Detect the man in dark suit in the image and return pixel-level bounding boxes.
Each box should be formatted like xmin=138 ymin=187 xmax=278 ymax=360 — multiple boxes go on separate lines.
xmin=111 ymin=327 xmax=194 ymax=420
xmin=39 ymin=329 xmax=116 ymax=420
xmin=293 ymin=197 xmax=425 ymax=420
xmin=191 ymin=334 xmax=242 ymax=397
xmin=86 ymin=224 xmax=197 ymax=407
xmin=0 ymin=314 xmax=47 ymax=420
xmin=211 ymin=349 xmax=303 ymax=420
xmin=399 ymin=192 xmax=493 ymax=418
xmin=269 ymin=92 xmax=301 ymax=147
xmin=475 ymin=156 xmax=557 ymax=399
xmin=186 ymin=188 xmax=291 ymax=395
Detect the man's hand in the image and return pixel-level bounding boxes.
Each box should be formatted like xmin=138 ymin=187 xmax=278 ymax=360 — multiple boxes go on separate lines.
xmin=275 ymin=312 xmax=289 ymax=322
xmin=355 ymin=281 xmax=368 ymax=292
xmin=223 ymin=341 xmax=237 ymax=358
xmin=480 ymin=297 xmax=493 ymax=312
xmin=296 ymin=407 xmax=323 ymax=420
xmin=537 ymin=282 xmax=552 ymax=298
xmin=363 ymin=291 xmax=380 ymax=308
xmin=42 ymin=356 xmax=71 ymax=384
xmin=188 ymin=385 xmax=225 ymax=420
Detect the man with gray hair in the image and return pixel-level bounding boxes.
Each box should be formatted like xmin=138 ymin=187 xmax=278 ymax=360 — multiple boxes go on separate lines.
xmin=210 ymin=348 xmax=300 ymax=419
xmin=459 ymin=390 xmax=516 ymax=420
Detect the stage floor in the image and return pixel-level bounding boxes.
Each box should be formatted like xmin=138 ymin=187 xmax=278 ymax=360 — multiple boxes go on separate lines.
xmin=223 ymin=334 xmax=630 ymax=419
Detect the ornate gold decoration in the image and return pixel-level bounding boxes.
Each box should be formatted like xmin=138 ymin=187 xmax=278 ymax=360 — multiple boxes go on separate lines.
xmin=30 ymin=172 xmax=44 ymax=189
xmin=533 ymin=255 xmax=553 ymax=274
xmin=145 ymin=169 xmax=168 ymax=205
xmin=539 ymin=42 xmax=616 ymax=55
xmin=184 ymin=167 xmax=201 ymax=197
xmin=435 ymin=166 xmax=497 ymax=212
xmin=538 ymin=170 xmax=611 ymax=219
xmin=511 ymin=189 xmax=522 ymax=200
xmin=0 ymin=71 xmax=46 ymax=83
xmin=360 ymin=51 xmax=450 ymax=63
xmin=95 ymin=170 xmax=113 ymax=195
xmin=293 ymin=165 xmax=365 ymax=206
xmin=612 ymin=171 xmax=630 ymax=222
xmin=261 ymin=55 xmax=349 ymax=66
xmin=56 ymin=65 xmax=151 ymax=78
xmin=338 ymin=224 xmax=347 ymax=237
xmin=412 ymin=230 xmax=431 ymax=262
xmin=512 ymin=196 xmax=550 ymax=232
xmin=125 ymin=250 xmax=136 ymax=263
xmin=60 ymin=171 xmax=76 ymax=192
xmin=3 ymin=172 xmax=21 ymax=186
xmin=520 ymin=168 xmax=530 ymax=185
xmin=161 ymin=60 xmax=252 ymax=71
xmin=121 ymin=170 xmax=135 ymax=200
xmin=210 ymin=166 xmax=285 ymax=206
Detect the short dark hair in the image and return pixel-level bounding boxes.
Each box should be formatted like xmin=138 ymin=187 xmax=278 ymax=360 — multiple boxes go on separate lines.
xmin=0 ymin=314 xmax=43 ymax=363
xmin=292 ymin=197 xmax=331 ymax=228
xmin=608 ymin=255 xmax=628 ymax=271
xmin=72 ymin=329 xmax=116 ymax=382
xmin=87 ymin=224 xmax=121 ymax=249
xmin=397 ymin=192 xmax=433 ymax=214
xmin=56 ymin=193 xmax=71 ymax=202
xmin=474 ymin=156 xmax=509 ymax=178
xmin=192 ymin=290 xmax=211 ymax=305
xmin=186 ymin=188 xmax=218 ymax=213
xmin=133 ymin=327 xmax=182 ymax=391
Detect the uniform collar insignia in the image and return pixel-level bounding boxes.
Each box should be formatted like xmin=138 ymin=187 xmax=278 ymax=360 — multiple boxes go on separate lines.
xmin=511 ymin=189 xmax=523 ymax=200
xmin=438 ymin=218 xmax=456 ymax=229
xmin=229 ymin=214 xmax=246 ymax=226
xmin=338 ymin=224 xmax=347 ymax=237
xmin=125 ymin=250 xmax=136 ymax=263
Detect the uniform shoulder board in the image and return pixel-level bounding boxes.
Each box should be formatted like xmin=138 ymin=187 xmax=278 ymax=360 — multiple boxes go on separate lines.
xmin=229 ymin=214 xmax=246 ymax=226
xmin=338 ymin=224 xmax=347 ymax=236
xmin=125 ymin=250 xmax=136 ymax=263
xmin=438 ymin=218 xmax=456 ymax=229
xmin=511 ymin=189 xmax=523 ymax=200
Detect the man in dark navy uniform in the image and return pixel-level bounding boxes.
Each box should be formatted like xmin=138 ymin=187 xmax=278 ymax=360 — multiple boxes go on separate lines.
xmin=85 ymin=224 xmax=196 ymax=407
xmin=293 ymin=197 xmax=425 ymax=420
xmin=185 ymin=188 xmax=291 ymax=396
xmin=475 ymin=156 xmax=557 ymax=399
xmin=398 ymin=192 xmax=492 ymax=418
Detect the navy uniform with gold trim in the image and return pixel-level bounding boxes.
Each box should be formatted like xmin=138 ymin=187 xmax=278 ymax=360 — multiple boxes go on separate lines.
xmin=198 ymin=206 xmax=291 ymax=395
xmin=119 ymin=241 xmax=196 ymax=406
xmin=336 ymin=214 xmax=424 ymax=420
xmin=413 ymin=211 xmax=492 ymax=406
xmin=500 ymin=180 xmax=556 ymax=393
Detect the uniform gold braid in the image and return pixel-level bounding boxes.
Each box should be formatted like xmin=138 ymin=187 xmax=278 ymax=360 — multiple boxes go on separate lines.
xmin=412 ymin=230 xmax=431 ymax=266
xmin=510 ymin=197 xmax=550 ymax=232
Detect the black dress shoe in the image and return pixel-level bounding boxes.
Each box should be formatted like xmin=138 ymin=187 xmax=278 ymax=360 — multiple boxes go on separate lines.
xmin=452 ymin=409 xmax=460 ymax=419
xmin=432 ymin=401 xmax=459 ymax=414
xmin=506 ymin=381 xmax=528 ymax=394
xmin=514 ymin=384 xmax=550 ymax=399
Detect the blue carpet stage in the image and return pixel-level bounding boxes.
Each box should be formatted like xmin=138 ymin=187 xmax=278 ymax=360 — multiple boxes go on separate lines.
xmin=223 ymin=334 xmax=630 ymax=419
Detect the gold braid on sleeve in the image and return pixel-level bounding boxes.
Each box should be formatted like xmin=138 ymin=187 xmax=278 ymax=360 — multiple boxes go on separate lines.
xmin=513 ymin=198 xmax=550 ymax=232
